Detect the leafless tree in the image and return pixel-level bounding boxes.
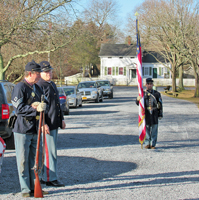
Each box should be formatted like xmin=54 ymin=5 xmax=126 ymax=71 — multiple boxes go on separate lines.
xmin=0 ymin=0 xmax=74 ymax=80
xmin=127 ymin=0 xmax=198 ymax=93
xmin=67 ymin=0 xmax=120 ymax=77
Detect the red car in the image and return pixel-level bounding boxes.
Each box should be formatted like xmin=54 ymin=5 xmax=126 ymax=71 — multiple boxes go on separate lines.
xmin=57 ymin=87 xmax=70 ymax=115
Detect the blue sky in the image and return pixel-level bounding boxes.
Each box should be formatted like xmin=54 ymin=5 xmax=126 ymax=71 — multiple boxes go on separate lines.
xmin=116 ymin=0 xmax=145 ymax=23
xmin=73 ymin=0 xmax=145 ymax=27
xmin=71 ymin=0 xmax=145 ymax=42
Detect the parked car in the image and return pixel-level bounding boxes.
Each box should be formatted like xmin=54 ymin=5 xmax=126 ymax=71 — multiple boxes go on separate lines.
xmin=77 ymin=81 xmax=103 ymax=103
xmin=57 ymin=87 xmax=70 ymax=115
xmin=96 ymin=80 xmax=113 ymax=99
xmin=61 ymin=86 xmax=82 ymax=108
xmin=0 ymin=80 xmax=15 ymax=149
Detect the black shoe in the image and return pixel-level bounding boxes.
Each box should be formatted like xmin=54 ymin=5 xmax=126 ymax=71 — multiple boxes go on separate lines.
xmin=40 ymin=179 xmax=46 ymax=184
xmin=46 ymin=180 xmax=65 ymax=187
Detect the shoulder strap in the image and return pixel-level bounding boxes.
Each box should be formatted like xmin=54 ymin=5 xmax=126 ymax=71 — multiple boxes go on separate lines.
xmin=145 ymin=90 xmax=157 ymax=105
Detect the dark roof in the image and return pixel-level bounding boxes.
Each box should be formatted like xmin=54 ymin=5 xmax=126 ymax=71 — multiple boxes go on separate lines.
xmin=99 ymin=44 xmax=169 ymax=64
xmin=142 ymin=51 xmax=169 ymax=63
xmin=99 ymin=44 xmax=137 ymax=57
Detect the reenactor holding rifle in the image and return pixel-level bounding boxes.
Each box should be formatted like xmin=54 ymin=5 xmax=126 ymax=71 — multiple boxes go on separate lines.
xmin=37 ymin=61 xmax=65 ymax=187
xmin=11 ymin=60 xmax=48 ymax=197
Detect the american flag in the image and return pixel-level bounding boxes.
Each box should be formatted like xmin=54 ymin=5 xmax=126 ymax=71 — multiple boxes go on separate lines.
xmin=136 ymin=17 xmax=146 ymax=147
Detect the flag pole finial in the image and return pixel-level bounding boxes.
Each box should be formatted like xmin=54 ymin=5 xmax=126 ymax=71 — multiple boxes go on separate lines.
xmin=135 ymin=12 xmax=139 ymax=18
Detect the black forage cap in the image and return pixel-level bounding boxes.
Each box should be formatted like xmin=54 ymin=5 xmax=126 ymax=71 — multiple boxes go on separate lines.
xmin=39 ymin=61 xmax=53 ymax=72
xmin=146 ymin=78 xmax=154 ymax=83
xmin=25 ymin=60 xmax=42 ymax=72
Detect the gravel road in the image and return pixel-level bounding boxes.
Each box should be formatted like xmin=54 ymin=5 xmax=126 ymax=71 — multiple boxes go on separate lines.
xmin=1 ymin=86 xmax=199 ymax=200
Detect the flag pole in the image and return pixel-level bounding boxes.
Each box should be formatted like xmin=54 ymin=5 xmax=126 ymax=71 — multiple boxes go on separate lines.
xmin=135 ymin=12 xmax=146 ymax=149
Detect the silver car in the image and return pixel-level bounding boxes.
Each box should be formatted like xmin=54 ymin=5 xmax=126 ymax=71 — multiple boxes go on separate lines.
xmin=61 ymin=86 xmax=82 ymax=108
xmin=96 ymin=80 xmax=113 ymax=99
xmin=77 ymin=81 xmax=103 ymax=103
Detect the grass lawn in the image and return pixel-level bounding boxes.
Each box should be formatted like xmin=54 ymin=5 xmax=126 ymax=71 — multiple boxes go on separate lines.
xmin=162 ymin=89 xmax=199 ymax=108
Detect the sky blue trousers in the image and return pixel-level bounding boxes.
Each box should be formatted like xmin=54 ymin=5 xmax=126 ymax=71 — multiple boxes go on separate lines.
xmin=145 ymin=124 xmax=158 ymax=147
xmin=14 ymin=132 xmax=37 ymax=193
xmin=42 ymin=129 xmax=58 ymax=182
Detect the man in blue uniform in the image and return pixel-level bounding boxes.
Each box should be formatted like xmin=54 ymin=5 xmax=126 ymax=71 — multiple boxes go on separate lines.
xmin=37 ymin=61 xmax=66 ymax=187
xmin=11 ymin=60 xmax=48 ymax=197
xmin=136 ymin=78 xmax=163 ymax=149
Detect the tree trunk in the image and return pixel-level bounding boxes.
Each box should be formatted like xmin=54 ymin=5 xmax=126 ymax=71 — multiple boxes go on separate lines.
xmin=171 ymin=64 xmax=177 ymax=92
xmin=0 ymin=52 xmax=5 ymax=80
xmin=194 ymin=73 xmax=199 ymax=97
xmin=178 ymin=65 xmax=184 ymax=91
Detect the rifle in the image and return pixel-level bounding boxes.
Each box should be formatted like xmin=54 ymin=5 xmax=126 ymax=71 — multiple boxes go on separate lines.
xmin=34 ymin=95 xmax=45 ymax=198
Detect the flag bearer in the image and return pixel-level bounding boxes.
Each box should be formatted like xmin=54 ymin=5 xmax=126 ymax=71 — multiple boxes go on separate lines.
xmin=136 ymin=78 xmax=163 ymax=149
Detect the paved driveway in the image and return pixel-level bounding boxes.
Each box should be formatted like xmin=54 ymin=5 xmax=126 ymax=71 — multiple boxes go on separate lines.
xmin=1 ymin=86 xmax=199 ymax=199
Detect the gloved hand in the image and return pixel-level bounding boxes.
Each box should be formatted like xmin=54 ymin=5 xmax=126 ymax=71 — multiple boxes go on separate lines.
xmin=32 ymin=101 xmax=40 ymax=106
xmin=157 ymin=102 xmax=161 ymax=109
xmin=36 ymin=103 xmax=46 ymax=112
xmin=137 ymin=96 xmax=142 ymax=101
xmin=158 ymin=117 xmax=162 ymax=120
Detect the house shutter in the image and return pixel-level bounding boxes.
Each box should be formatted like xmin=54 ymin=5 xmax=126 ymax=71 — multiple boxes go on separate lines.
xmin=105 ymin=67 xmax=107 ymax=75
xmin=116 ymin=67 xmax=119 ymax=75
xmin=142 ymin=67 xmax=144 ymax=76
xmin=112 ymin=67 xmax=115 ymax=75
xmin=159 ymin=67 xmax=161 ymax=76
xmin=124 ymin=67 xmax=126 ymax=76
xmin=149 ymin=67 xmax=152 ymax=76
xmin=167 ymin=70 xmax=170 ymax=77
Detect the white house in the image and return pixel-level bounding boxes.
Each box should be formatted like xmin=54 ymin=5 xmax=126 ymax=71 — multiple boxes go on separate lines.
xmin=99 ymin=44 xmax=171 ymax=85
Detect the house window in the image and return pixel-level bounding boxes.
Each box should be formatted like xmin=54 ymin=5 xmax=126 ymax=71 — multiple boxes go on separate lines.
xmin=116 ymin=67 xmax=119 ymax=75
xmin=105 ymin=67 xmax=107 ymax=75
xmin=108 ymin=67 xmax=112 ymax=75
xmin=130 ymin=57 xmax=135 ymax=59
xmin=119 ymin=67 xmax=123 ymax=75
xmin=124 ymin=67 xmax=126 ymax=76
xmin=112 ymin=67 xmax=115 ymax=75
xmin=119 ymin=57 xmax=123 ymax=59
xmin=108 ymin=57 xmax=112 ymax=59
xmin=144 ymin=67 xmax=149 ymax=75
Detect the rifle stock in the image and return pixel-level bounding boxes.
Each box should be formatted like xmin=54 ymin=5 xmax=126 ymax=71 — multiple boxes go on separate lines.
xmin=34 ymin=95 xmax=44 ymax=198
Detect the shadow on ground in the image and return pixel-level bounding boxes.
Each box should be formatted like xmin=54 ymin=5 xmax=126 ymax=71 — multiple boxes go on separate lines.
xmin=0 ymin=155 xmax=137 ymax=194
xmin=53 ymin=170 xmax=199 ymax=196
xmin=57 ymin=133 xmax=139 ymax=149
xmin=58 ymin=156 xmax=137 ymax=186
xmin=70 ymin=110 xmax=119 ymax=115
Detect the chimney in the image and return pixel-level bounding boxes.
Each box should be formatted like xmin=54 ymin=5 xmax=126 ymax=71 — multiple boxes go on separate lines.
xmin=128 ymin=36 xmax=131 ymax=45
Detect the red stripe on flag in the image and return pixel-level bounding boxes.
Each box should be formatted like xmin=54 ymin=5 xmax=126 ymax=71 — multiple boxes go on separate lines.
xmin=136 ymin=17 xmax=146 ymax=146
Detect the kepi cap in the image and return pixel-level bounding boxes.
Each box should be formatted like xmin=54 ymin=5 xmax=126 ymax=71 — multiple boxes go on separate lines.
xmin=25 ymin=60 xmax=42 ymax=72
xmin=146 ymin=78 xmax=154 ymax=83
xmin=39 ymin=61 xmax=53 ymax=72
